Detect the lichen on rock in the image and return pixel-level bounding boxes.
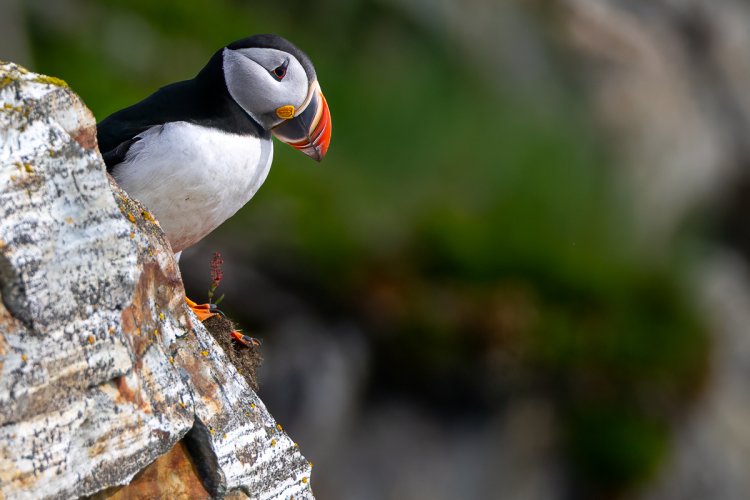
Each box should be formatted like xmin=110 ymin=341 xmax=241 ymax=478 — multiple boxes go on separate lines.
xmin=0 ymin=61 xmax=313 ymax=499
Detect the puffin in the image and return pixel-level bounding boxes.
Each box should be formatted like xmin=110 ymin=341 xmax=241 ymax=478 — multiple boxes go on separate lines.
xmin=97 ymin=34 xmax=331 ymax=343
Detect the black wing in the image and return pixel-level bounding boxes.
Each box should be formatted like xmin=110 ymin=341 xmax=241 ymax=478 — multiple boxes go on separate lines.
xmin=101 ymin=136 xmax=141 ymax=167
xmin=97 ymin=63 xmax=265 ymax=172
xmin=97 ymin=80 xmax=200 ymax=171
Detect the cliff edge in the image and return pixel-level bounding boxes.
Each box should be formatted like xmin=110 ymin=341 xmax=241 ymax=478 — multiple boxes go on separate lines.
xmin=0 ymin=61 xmax=312 ymax=499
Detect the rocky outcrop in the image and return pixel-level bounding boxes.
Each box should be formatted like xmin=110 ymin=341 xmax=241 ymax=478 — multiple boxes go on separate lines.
xmin=0 ymin=61 xmax=312 ymax=499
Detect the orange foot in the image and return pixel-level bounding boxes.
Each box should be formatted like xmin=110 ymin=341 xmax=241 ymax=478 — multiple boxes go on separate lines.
xmin=185 ymin=296 xmax=219 ymax=322
xmin=186 ymin=297 xmax=261 ymax=348
xmin=231 ymin=331 xmax=262 ymax=348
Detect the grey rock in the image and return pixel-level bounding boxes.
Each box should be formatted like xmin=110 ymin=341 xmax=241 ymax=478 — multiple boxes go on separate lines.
xmin=0 ymin=61 xmax=312 ymax=499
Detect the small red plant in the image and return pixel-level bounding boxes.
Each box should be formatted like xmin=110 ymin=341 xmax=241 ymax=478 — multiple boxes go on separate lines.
xmin=207 ymin=251 xmax=225 ymax=305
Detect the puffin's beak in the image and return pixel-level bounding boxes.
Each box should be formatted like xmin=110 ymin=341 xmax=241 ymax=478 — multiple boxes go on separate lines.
xmin=272 ymin=81 xmax=331 ymax=162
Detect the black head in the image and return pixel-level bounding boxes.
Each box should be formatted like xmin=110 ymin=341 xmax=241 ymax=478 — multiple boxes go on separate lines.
xmin=227 ymin=34 xmax=317 ymax=84
xmin=198 ymin=34 xmax=331 ymax=160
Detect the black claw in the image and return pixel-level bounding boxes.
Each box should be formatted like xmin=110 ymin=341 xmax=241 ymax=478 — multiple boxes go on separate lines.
xmin=208 ymin=305 xmax=226 ymax=318
xmin=232 ymin=332 xmax=262 ymax=348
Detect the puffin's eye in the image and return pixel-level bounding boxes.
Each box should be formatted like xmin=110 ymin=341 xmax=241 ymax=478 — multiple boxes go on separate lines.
xmin=271 ymin=61 xmax=289 ymax=81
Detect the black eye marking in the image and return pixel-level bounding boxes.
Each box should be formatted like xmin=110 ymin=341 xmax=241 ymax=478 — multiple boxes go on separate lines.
xmin=271 ymin=60 xmax=289 ymax=81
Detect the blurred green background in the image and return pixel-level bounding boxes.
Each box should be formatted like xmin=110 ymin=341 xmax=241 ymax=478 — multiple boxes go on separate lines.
xmin=3 ymin=0 xmax=712 ymax=498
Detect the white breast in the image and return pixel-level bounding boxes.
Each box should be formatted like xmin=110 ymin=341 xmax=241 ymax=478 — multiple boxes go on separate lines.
xmin=112 ymin=122 xmax=273 ymax=252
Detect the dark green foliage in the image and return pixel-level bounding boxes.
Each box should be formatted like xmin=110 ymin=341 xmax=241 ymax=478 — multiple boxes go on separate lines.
xmin=568 ymin=405 xmax=668 ymax=491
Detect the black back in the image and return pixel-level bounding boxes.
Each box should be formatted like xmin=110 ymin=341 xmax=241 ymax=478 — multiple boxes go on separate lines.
xmin=97 ymin=35 xmax=310 ymax=171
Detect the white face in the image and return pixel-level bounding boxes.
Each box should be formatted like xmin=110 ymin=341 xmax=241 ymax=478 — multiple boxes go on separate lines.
xmin=222 ymin=47 xmax=310 ymax=130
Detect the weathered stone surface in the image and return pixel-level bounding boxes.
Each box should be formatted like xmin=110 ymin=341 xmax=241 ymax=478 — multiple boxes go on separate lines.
xmin=175 ymin=318 xmax=312 ymax=499
xmin=91 ymin=441 xmax=212 ymax=499
xmin=0 ymin=61 xmax=314 ymax=499
xmin=0 ymin=60 xmax=193 ymax=498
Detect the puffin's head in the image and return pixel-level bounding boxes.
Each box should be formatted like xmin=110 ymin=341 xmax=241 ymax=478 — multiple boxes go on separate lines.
xmin=222 ymin=34 xmax=331 ymax=161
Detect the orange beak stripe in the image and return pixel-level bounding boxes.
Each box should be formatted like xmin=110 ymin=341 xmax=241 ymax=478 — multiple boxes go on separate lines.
xmin=288 ymin=90 xmax=332 ymax=161
xmin=272 ymin=83 xmax=332 ymax=162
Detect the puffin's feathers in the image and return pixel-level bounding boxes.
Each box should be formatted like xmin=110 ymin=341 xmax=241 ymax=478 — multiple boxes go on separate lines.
xmin=97 ymin=52 xmax=266 ymax=171
xmin=101 ymin=136 xmax=140 ymax=167
xmin=227 ymin=34 xmax=317 ymax=83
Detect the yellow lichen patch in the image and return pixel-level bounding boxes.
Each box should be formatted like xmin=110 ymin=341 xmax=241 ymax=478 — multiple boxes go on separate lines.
xmin=270 ymin=439 xmax=277 ymax=447
xmin=9 ymin=163 xmax=42 ymax=191
xmin=244 ymin=412 xmax=250 ymax=417
xmin=179 ymin=401 xmax=186 ymax=409
xmin=201 ymin=350 xmax=209 ymax=357
xmin=129 ymin=232 xmax=135 ymax=239
xmin=142 ymin=211 xmax=154 ymax=222
xmin=276 ymin=423 xmax=283 ymax=431
xmin=223 ymin=433 xmax=228 ymax=439
xmin=88 ymin=335 xmax=95 ymax=345
xmin=301 ymin=477 xmax=308 ymax=484
xmin=32 ymin=74 xmax=68 ymax=88
xmin=135 ymin=328 xmax=141 ymax=336
xmin=65 ymin=217 xmax=74 ymax=225
xmin=2 ymin=103 xmax=22 ymax=113
xmin=21 ymin=354 xmax=27 ymax=363
xmin=108 ymin=326 xmax=116 ymax=335
xmin=209 ymin=427 xmax=216 ymax=435
xmin=159 ymin=312 xmax=165 ymax=321
xmin=127 ymin=213 xmax=136 ymax=223
xmin=250 ymin=403 xmax=256 ymax=409
xmin=168 ymin=356 xmax=175 ymax=364
xmin=0 ymin=75 xmax=15 ymax=89
xmin=23 ymin=163 xmax=33 ymax=173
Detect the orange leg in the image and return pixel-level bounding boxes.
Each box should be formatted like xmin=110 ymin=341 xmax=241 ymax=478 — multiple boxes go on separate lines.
xmin=185 ymin=296 xmax=219 ymax=322
xmin=186 ymin=297 xmax=261 ymax=348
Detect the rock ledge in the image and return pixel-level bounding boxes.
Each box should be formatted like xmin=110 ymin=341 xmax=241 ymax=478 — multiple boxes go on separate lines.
xmin=0 ymin=61 xmax=313 ymax=499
